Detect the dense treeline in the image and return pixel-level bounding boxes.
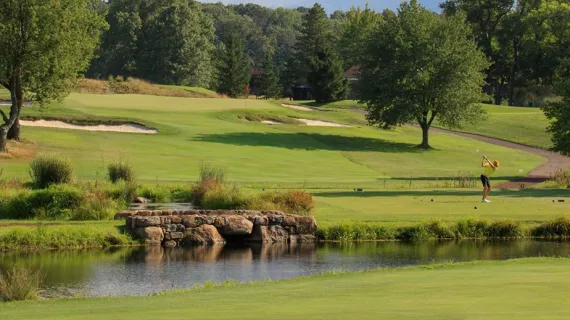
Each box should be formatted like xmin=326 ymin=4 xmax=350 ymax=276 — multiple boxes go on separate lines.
xmin=1 ymin=0 xmax=570 ymax=152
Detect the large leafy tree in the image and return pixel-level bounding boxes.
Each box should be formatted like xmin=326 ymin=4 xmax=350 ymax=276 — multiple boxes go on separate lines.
xmin=338 ymin=3 xmax=381 ymax=69
xmin=357 ymin=0 xmax=489 ymax=149
xmin=440 ymin=0 xmax=514 ymax=105
xmin=0 ymin=0 xmax=107 ymax=152
xmin=297 ymin=3 xmax=348 ymax=102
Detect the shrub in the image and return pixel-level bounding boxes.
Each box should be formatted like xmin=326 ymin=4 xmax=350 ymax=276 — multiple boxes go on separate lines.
xmin=199 ymin=162 xmax=226 ymax=184
xmin=0 ymin=268 xmax=43 ymax=301
xmin=548 ymin=169 xmax=570 ymax=188
xmin=138 ymin=186 xmax=171 ymax=203
xmin=108 ymin=160 xmax=135 ymax=183
xmin=72 ymin=190 xmax=121 ymax=220
xmin=455 ymin=218 xmax=489 ymax=238
xmin=250 ymin=190 xmax=314 ymax=215
xmin=29 ymin=155 xmax=74 ymax=188
xmin=532 ymin=216 xmax=570 ymax=238
xmin=0 ymin=185 xmax=84 ymax=220
xmin=201 ymin=184 xmax=248 ymax=210
xmin=487 ymin=219 xmax=524 ymax=238
xmin=170 ymin=186 xmax=193 ymax=202
xmin=104 ymin=180 xmax=138 ymax=204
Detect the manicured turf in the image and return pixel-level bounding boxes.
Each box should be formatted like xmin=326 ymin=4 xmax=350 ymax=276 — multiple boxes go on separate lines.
xmin=158 ymin=85 xmax=220 ymax=98
xmin=297 ymin=100 xmax=552 ymax=149
xmin=312 ymin=188 xmax=570 ymax=226
xmin=1 ymin=258 xmax=569 ymax=319
xmin=0 ymin=94 xmax=545 ymax=184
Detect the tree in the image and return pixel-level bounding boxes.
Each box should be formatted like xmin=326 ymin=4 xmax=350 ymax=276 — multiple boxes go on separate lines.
xmin=338 ymin=3 xmax=381 ymax=69
xmin=440 ymin=0 xmax=514 ymax=105
xmin=259 ymin=54 xmax=283 ymax=99
xmin=297 ymin=3 xmax=347 ymax=102
xmin=137 ymin=0 xmax=215 ymax=87
xmin=308 ymin=46 xmax=350 ymax=103
xmin=88 ymin=0 xmax=143 ymax=79
xmin=543 ymin=56 xmax=570 ymax=155
xmin=357 ymin=0 xmax=489 ymax=149
xmin=0 ymin=0 xmax=107 ymax=152
xmin=215 ymin=33 xmax=251 ymax=98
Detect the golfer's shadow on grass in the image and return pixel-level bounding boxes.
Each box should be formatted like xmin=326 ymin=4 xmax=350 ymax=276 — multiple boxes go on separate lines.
xmin=192 ymin=132 xmax=420 ymax=152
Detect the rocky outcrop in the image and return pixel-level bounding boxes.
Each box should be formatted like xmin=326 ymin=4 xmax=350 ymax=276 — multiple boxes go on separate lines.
xmin=120 ymin=210 xmax=317 ymax=248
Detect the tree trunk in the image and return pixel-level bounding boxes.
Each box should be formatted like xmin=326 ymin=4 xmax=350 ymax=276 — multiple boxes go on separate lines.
xmin=7 ymin=117 xmax=20 ymax=140
xmin=419 ymin=123 xmax=431 ymax=149
xmin=508 ymin=39 xmax=519 ymax=107
xmin=0 ymin=127 xmax=7 ymax=153
xmin=7 ymin=72 xmax=23 ymax=141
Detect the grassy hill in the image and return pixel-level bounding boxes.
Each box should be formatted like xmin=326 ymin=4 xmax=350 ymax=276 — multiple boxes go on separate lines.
xmin=0 ymin=94 xmax=544 ymax=185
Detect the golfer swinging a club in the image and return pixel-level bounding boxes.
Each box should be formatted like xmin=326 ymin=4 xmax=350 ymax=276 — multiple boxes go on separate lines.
xmin=481 ymin=155 xmax=500 ymax=203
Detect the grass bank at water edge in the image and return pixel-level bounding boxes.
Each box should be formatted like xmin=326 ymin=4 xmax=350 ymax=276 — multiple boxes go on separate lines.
xmin=1 ymin=257 xmax=570 ymax=319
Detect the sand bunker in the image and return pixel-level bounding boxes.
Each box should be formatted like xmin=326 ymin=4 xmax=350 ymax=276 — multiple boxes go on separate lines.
xmin=261 ymin=120 xmax=283 ymax=125
xmin=297 ymin=119 xmax=351 ymax=127
xmin=281 ymin=104 xmax=314 ymax=112
xmin=20 ymin=119 xmax=157 ymax=134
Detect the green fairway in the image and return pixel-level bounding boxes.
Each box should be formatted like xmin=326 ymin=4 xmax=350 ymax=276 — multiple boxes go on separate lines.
xmin=1 ymin=258 xmax=569 ymax=319
xmin=0 ymin=94 xmax=545 ymax=184
xmin=297 ymin=100 xmax=552 ymax=149
xmin=313 ymin=188 xmax=570 ymax=226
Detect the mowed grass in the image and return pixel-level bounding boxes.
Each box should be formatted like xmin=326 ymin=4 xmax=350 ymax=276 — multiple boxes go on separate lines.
xmin=296 ymin=100 xmax=553 ymax=149
xmin=158 ymin=85 xmax=220 ymax=98
xmin=312 ymin=189 xmax=570 ymax=227
xmin=1 ymin=258 xmax=570 ymax=320
xmin=0 ymin=93 xmax=545 ymax=184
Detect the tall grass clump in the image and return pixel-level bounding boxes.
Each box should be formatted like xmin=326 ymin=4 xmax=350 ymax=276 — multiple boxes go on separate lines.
xmin=487 ymin=219 xmax=524 ymax=238
xmin=316 ymin=223 xmax=396 ymax=241
xmin=247 ymin=190 xmax=314 ymax=215
xmin=547 ymin=169 xmax=570 ymax=188
xmin=398 ymin=221 xmax=455 ymax=240
xmin=192 ymin=163 xmax=227 ymax=206
xmin=29 ymin=155 xmax=74 ymax=188
xmin=455 ymin=218 xmax=489 ymax=238
xmin=72 ymin=190 xmax=121 ymax=220
xmin=201 ymin=184 xmax=248 ymax=210
xmin=532 ymin=216 xmax=570 ymax=238
xmin=108 ymin=160 xmax=135 ymax=183
xmin=0 ymin=268 xmax=43 ymax=301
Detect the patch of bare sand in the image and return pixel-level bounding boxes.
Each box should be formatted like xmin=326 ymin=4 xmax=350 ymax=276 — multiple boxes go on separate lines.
xmin=297 ymin=119 xmax=351 ymax=127
xmin=20 ymin=120 xmax=157 ymax=134
xmin=281 ymin=104 xmax=315 ymax=112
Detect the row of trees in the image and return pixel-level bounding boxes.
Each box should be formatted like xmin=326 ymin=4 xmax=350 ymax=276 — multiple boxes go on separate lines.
xmin=87 ymin=1 xmax=350 ymax=102
xmin=1 ymin=0 xmax=570 ymax=153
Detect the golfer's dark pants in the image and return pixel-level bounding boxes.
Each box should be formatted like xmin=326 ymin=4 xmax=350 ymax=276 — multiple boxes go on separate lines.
xmin=480 ymin=174 xmax=490 ymax=188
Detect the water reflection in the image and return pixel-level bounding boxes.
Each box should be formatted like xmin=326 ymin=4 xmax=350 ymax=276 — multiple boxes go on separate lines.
xmin=1 ymin=239 xmax=569 ymax=298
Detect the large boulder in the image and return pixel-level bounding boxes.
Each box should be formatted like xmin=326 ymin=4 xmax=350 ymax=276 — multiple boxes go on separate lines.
xmin=135 ymin=216 xmax=161 ymax=228
xmin=136 ymin=226 xmax=164 ymax=246
xmin=182 ymin=225 xmax=226 ymax=245
xmin=218 ymin=216 xmax=253 ymax=236
xmin=295 ymin=216 xmax=317 ymax=234
xmin=247 ymin=225 xmax=289 ymax=243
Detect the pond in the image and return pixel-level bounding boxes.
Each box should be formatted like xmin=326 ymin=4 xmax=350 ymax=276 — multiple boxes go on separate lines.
xmin=1 ymin=239 xmax=569 ymax=298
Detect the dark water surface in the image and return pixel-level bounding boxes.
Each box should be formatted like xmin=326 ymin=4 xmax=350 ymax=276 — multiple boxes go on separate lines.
xmin=1 ymin=240 xmax=569 ymax=298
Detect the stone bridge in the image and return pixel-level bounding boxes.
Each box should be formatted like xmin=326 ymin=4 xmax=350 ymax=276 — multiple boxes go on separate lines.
xmin=115 ymin=210 xmax=317 ymax=248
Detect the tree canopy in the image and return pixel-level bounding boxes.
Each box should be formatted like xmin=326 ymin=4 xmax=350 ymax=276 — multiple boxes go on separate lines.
xmin=0 ymin=0 xmax=107 ymax=152
xmin=357 ymin=0 xmax=489 ymax=149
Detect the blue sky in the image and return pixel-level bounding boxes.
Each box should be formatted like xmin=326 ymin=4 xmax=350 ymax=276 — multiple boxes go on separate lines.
xmin=200 ymin=0 xmax=442 ymax=13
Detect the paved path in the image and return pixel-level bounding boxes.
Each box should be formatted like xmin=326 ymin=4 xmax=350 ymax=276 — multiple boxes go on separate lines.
xmin=349 ymin=108 xmax=570 ymax=189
